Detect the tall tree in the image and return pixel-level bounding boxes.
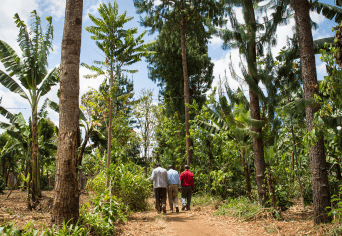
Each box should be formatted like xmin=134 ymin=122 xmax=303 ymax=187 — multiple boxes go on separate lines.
xmin=291 ymin=0 xmax=332 ymax=224
xmin=133 ymin=90 xmax=158 ymax=176
xmin=0 ymin=11 xmax=59 ymax=202
xmin=84 ymin=1 xmax=154 ymax=187
xmin=219 ymin=1 xmax=272 ymax=206
xmin=134 ymin=0 xmax=224 ymax=165
xmin=52 ymin=0 xmax=83 ymax=225
xmin=145 ymin=22 xmax=214 ymax=122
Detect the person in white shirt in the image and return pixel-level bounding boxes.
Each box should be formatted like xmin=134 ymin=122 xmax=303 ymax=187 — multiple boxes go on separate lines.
xmin=151 ymin=163 xmax=168 ymax=213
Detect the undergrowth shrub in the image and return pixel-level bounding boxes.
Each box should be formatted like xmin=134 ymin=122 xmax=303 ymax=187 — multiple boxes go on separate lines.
xmin=215 ymin=197 xmax=279 ymax=221
xmin=108 ymin=162 xmax=151 ymax=211
xmin=0 ymin=220 xmax=87 ymax=235
xmin=192 ymin=193 xmax=220 ymax=206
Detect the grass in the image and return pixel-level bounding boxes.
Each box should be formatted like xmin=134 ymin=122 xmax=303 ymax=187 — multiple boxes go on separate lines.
xmin=191 ymin=192 xmax=220 ymax=207
xmin=215 ymin=197 xmax=264 ymax=221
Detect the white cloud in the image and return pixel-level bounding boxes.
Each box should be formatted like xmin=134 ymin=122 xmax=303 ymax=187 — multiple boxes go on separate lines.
xmin=209 ymin=35 xmax=223 ymax=47
xmin=38 ymin=0 xmax=66 ymax=20
xmin=310 ymin=11 xmax=326 ymax=25
xmin=84 ymin=0 xmax=102 ymax=21
xmin=316 ymin=62 xmax=327 ymax=75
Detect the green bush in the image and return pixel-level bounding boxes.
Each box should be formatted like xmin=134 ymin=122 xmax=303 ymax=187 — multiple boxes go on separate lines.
xmin=0 ymin=220 xmax=87 ymax=236
xmin=215 ymin=197 xmax=263 ymax=221
xmin=108 ymin=162 xmax=151 ymax=211
xmin=0 ymin=176 xmax=6 ymax=193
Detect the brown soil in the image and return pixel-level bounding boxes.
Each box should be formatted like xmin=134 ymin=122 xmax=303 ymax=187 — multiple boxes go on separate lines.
xmin=115 ymin=199 xmax=334 ymax=236
xmin=0 ymin=190 xmax=88 ymax=229
xmin=0 ymin=190 xmax=338 ymax=235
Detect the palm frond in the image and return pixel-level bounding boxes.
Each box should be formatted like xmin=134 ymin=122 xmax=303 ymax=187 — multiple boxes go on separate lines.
xmin=0 ymin=70 xmax=28 ymax=99
xmin=311 ymin=2 xmax=342 ymax=23
xmin=37 ymin=66 xmax=59 ymax=98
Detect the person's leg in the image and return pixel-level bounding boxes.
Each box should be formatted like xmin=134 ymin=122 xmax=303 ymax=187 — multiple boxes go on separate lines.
xmin=167 ymin=185 xmax=173 ymax=212
xmin=161 ymin=188 xmax=167 ymax=213
xmin=171 ymin=185 xmax=179 ymax=212
xmin=186 ymin=187 xmax=192 ymax=210
xmin=155 ymin=188 xmax=161 ymax=213
xmin=181 ymin=186 xmax=188 ymax=210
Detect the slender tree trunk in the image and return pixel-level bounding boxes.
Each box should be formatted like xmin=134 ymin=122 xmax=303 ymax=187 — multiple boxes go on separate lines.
xmin=77 ymin=130 xmax=92 ymax=168
xmin=291 ymin=151 xmax=294 ymax=183
xmin=106 ymin=63 xmax=114 ymax=188
xmin=336 ymin=164 xmax=342 ymax=180
xmin=292 ymin=0 xmax=331 ymax=224
xmin=290 ymin=110 xmax=305 ymax=210
xmin=245 ymin=0 xmax=267 ymax=206
xmin=31 ymin=105 xmax=40 ymax=200
xmin=180 ymin=14 xmax=192 ymax=166
xmin=52 ymin=0 xmax=83 ymax=225
xmin=267 ymin=164 xmax=276 ymax=208
xmin=241 ymin=150 xmax=252 ymax=195
xmin=205 ymin=138 xmax=214 ymax=193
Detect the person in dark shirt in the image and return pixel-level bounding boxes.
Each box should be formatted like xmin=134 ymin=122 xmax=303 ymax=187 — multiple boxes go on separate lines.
xmin=180 ymin=165 xmax=195 ymax=211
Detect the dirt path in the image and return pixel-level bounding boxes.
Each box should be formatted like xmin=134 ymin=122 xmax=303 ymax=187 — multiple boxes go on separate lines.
xmin=115 ymin=199 xmax=321 ymax=236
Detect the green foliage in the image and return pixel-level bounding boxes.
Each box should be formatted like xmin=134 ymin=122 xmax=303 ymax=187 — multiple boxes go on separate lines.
xmin=215 ymin=197 xmax=264 ymax=221
xmin=81 ymin=211 xmax=114 ymax=236
xmin=0 ymin=220 xmax=87 ymax=236
xmin=92 ymin=192 xmax=127 ymax=224
xmin=210 ymin=169 xmax=233 ymax=198
xmin=87 ymin=162 xmax=151 ymax=212
xmin=108 ymin=163 xmax=151 ymax=211
xmin=191 ymin=193 xmax=220 ymax=206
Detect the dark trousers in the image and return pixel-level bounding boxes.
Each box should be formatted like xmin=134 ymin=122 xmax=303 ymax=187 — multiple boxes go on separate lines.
xmin=155 ymin=187 xmax=167 ymax=212
xmin=181 ymin=186 xmax=192 ymax=210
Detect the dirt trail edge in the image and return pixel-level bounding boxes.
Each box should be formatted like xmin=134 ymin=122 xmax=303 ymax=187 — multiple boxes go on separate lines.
xmin=115 ymin=199 xmax=315 ymax=236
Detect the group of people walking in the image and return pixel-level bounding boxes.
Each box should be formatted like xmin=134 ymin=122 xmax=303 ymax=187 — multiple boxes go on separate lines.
xmin=151 ymin=164 xmax=195 ymax=213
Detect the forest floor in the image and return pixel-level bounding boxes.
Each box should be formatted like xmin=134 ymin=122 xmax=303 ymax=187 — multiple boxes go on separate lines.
xmin=0 ymin=190 xmax=338 ymax=235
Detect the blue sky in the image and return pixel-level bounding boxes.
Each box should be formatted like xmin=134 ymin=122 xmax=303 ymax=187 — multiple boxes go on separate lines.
xmin=0 ymin=0 xmax=338 ymax=131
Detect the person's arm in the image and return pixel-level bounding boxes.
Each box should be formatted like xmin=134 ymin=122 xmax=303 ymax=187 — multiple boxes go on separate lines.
xmin=177 ymin=173 xmax=181 ymax=187
xmin=191 ymin=175 xmax=195 ymax=190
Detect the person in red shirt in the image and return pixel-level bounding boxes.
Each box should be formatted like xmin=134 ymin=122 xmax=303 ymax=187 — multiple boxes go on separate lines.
xmin=180 ymin=165 xmax=195 ymax=211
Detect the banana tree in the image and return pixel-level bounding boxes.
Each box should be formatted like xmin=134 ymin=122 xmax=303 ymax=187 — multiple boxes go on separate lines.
xmin=193 ymin=88 xmax=262 ymax=196
xmin=0 ymin=11 xmax=59 ymax=200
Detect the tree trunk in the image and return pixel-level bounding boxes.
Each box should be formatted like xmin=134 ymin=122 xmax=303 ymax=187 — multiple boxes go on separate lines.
xmin=267 ymin=164 xmax=276 ymax=208
xmin=180 ymin=14 xmax=192 ymax=166
xmin=290 ymin=151 xmax=294 ymax=183
xmin=289 ymin=100 xmax=305 ymax=210
xmin=77 ymin=130 xmax=92 ymax=168
xmin=31 ymin=105 xmax=40 ymax=200
xmin=336 ymin=163 xmax=342 ymax=180
xmin=292 ymin=0 xmax=331 ymax=224
xmin=241 ymin=150 xmax=252 ymax=196
xmin=52 ymin=0 xmax=83 ymax=225
xmin=245 ymin=0 xmax=267 ymax=207
xmin=106 ymin=63 xmax=114 ymax=188
xmin=205 ymin=138 xmax=214 ymax=193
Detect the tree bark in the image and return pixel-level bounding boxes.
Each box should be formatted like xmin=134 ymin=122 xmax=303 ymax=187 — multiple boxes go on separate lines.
xmin=292 ymin=0 xmax=331 ymax=224
xmin=180 ymin=14 xmax=192 ymax=166
xmin=245 ymin=0 xmax=267 ymax=206
xmin=106 ymin=63 xmax=114 ymax=188
xmin=52 ymin=0 xmax=83 ymax=225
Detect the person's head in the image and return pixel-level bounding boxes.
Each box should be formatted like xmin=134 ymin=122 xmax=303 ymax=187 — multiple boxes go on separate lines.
xmin=184 ymin=165 xmax=190 ymax=170
xmin=156 ymin=163 xmax=161 ymax=168
xmin=168 ymin=165 xmax=173 ymax=170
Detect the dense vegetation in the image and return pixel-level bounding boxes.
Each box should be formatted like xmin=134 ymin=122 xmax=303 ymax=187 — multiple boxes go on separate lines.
xmin=1 ymin=0 xmax=342 ymax=234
